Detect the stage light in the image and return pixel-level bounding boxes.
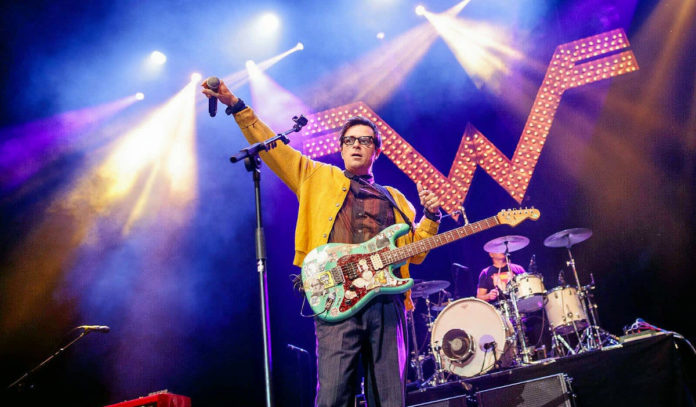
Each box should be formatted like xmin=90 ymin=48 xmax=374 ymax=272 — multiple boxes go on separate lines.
xmin=190 ymin=72 xmax=202 ymax=82
xmin=422 ymin=6 xmax=522 ymax=90
xmin=415 ymin=5 xmax=426 ymax=16
xmin=135 ymin=92 xmax=145 ymax=100
xmin=377 ymin=32 xmax=385 ymax=40
xmin=246 ymin=60 xmax=256 ymax=69
xmin=149 ymin=50 xmax=167 ymax=65
xmin=296 ymin=42 xmax=304 ymax=51
xmin=246 ymin=60 xmax=310 ymax=133
xmin=304 ymin=22 xmax=439 ymax=110
xmin=259 ymin=12 xmax=280 ymax=32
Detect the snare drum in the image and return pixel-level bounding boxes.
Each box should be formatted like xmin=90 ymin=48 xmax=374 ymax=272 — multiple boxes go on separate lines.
xmin=544 ymin=286 xmax=588 ymax=334
xmin=512 ymin=273 xmax=546 ymax=313
xmin=430 ymin=298 xmax=516 ymax=377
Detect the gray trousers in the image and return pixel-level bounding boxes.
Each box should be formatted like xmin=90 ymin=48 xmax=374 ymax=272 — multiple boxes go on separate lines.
xmin=314 ymin=296 xmax=408 ymax=407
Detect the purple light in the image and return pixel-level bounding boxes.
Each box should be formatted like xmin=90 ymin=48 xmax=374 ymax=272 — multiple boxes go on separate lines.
xmin=0 ymin=95 xmax=138 ymax=191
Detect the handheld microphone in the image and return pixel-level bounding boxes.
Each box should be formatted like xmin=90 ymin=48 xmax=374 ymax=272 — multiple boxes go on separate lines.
xmin=205 ymin=76 xmax=220 ymax=117
xmin=78 ymin=325 xmax=111 ymax=333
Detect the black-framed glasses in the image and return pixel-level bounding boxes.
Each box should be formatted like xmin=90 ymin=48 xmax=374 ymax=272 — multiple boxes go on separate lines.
xmin=341 ymin=136 xmax=374 ymax=146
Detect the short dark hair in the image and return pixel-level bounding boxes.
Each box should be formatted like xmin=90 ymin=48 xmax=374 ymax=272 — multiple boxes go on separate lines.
xmin=338 ymin=116 xmax=381 ymax=150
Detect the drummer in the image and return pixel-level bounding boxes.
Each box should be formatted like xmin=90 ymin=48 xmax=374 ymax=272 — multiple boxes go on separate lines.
xmin=476 ymin=252 xmax=526 ymax=303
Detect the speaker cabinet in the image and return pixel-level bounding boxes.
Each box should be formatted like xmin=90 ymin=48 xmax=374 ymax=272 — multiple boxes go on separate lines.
xmin=476 ymin=374 xmax=574 ymax=407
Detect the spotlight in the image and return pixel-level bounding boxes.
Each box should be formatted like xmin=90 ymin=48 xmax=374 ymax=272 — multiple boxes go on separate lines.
xmin=246 ymin=60 xmax=256 ymax=69
xmin=135 ymin=92 xmax=145 ymax=100
xmin=259 ymin=12 xmax=280 ymax=32
xmin=376 ymin=32 xmax=385 ymax=40
xmin=190 ymin=72 xmax=202 ymax=82
xmin=415 ymin=5 xmax=426 ymax=16
xmin=149 ymin=50 xmax=167 ymax=65
xmin=296 ymin=42 xmax=304 ymax=51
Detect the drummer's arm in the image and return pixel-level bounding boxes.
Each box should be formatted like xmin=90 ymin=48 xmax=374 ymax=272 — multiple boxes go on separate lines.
xmin=477 ymin=288 xmax=497 ymax=302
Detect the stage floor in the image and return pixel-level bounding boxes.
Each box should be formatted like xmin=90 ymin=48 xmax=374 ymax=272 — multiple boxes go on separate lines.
xmin=406 ymin=333 xmax=696 ymax=406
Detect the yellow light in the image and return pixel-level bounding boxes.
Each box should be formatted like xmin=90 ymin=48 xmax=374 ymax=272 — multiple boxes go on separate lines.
xmin=135 ymin=92 xmax=145 ymax=100
xmin=83 ymin=80 xmax=199 ymax=235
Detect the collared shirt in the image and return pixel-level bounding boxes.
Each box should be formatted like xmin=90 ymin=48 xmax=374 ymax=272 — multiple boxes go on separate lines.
xmin=328 ymin=171 xmax=395 ymax=245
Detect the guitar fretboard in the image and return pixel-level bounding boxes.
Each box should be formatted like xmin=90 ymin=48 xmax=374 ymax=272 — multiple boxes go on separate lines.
xmin=381 ymin=215 xmax=500 ymax=266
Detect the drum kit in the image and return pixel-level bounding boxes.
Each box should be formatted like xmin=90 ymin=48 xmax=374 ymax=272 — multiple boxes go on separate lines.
xmin=407 ymin=227 xmax=619 ymax=387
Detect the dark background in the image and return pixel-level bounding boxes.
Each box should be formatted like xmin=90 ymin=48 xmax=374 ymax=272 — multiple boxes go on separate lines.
xmin=1 ymin=0 xmax=694 ymax=405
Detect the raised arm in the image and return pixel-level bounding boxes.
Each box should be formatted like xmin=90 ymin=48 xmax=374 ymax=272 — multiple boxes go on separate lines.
xmin=202 ymin=78 xmax=321 ymax=194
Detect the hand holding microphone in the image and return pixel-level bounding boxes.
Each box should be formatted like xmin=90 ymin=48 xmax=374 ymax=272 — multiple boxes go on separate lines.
xmin=201 ymin=77 xmax=239 ymax=112
xmin=205 ymin=77 xmax=219 ymax=117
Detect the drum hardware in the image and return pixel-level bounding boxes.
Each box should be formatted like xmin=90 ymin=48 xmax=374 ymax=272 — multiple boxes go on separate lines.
xmin=482 ymin=235 xmax=536 ymax=366
xmin=500 ymin=239 xmax=534 ymax=365
xmin=408 ymin=280 xmax=452 ymax=389
xmin=429 ymin=290 xmax=453 ymax=312
xmin=407 ymin=309 xmax=426 ymax=387
xmin=431 ymin=298 xmax=517 ymax=378
xmin=544 ymin=228 xmax=619 ymax=353
xmin=428 ymin=342 xmax=449 ymax=386
xmin=483 ymin=235 xmax=530 ymax=253
xmin=508 ymin=288 xmax=534 ymax=365
xmin=551 ymin=330 xmax=576 ymax=357
xmin=411 ymin=280 xmax=451 ymax=299
xmin=512 ymin=273 xmax=546 ymax=313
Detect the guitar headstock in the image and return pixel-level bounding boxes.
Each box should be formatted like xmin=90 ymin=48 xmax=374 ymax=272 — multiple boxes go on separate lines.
xmin=497 ymin=208 xmax=540 ymax=227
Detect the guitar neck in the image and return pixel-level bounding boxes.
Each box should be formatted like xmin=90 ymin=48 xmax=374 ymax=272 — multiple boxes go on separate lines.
xmin=383 ymin=215 xmax=500 ymax=266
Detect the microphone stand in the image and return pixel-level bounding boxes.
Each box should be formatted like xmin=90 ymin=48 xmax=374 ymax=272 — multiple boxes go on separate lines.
xmin=6 ymin=329 xmax=90 ymax=392
xmin=229 ymin=115 xmax=307 ymax=407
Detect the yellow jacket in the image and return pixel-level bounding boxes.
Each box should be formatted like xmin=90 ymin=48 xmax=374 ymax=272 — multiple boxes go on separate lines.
xmin=234 ymin=107 xmax=440 ymax=309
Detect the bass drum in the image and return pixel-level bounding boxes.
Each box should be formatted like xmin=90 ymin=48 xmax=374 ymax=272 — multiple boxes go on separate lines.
xmin=430 ymin=298 xmax=516 ymax=378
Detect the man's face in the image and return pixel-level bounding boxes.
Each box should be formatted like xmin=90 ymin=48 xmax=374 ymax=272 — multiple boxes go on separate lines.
xmin=489 ymin=252 xmax=506 ymax=264
xmin=340 ymin=124 xmax=380 ymax=175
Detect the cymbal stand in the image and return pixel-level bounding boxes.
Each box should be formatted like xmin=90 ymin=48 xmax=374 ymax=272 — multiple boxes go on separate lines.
xmin=503 ymin=244 xmax=532 ymax=365
xmin=550 ymin=330 xmax=575 ymax=357
xmin=575 ymin=274 xmax=619 ymax=352
xmin=564 ymin=244 xmax=601 ymax=351
xmin=407 ymin=309 xmax=426 ymax=388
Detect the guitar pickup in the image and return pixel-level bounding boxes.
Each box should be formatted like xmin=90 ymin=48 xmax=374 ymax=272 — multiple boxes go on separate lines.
xmin=370 ymin=254 xmax=384 ymax=270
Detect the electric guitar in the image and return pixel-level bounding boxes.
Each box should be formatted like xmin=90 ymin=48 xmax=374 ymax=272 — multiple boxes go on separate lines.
xmin=301 ymin=208 xmax=540 ymax=322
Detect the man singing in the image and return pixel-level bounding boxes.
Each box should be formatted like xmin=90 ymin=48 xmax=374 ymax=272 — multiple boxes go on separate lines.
xmin=202 ymin=80 xmax=441 ymax=407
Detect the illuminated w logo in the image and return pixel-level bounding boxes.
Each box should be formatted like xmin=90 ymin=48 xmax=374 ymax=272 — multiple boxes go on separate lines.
xmin=296 ymin=29 xmax=638 ymax=217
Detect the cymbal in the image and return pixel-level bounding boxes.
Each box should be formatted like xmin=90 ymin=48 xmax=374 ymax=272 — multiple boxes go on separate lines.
xmin=483 ymin=235 xmax=530 ymax=253
xmin=411 ymin=280 xmax=450 ymax=298
xmin=544 ymin=228 xmax=592 ymax=248
xmin=431 ymin=303 xmax=450 ymax=312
